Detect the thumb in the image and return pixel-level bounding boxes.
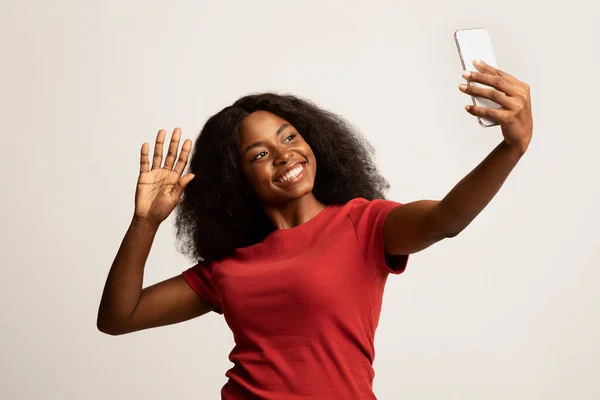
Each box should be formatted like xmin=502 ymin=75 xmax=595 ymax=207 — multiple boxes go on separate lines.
xmin=174 ymin=174 xmax=195 ymax=198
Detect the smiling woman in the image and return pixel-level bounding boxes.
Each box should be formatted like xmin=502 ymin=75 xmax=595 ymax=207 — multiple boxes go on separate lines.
xmin=98 ymin=74 xmax=533 ymax=398
xmin=238 ymin=111 xmax=320 ymax=220
xmin=175 ymin=93 xmax=393 ymax=261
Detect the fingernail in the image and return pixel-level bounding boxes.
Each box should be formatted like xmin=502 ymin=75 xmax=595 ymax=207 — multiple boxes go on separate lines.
xmin=459 ymin=84 xmax=468 ymax=91
xmin=462 ymin=71 xmax=471 ymax=79
xmin=474 ymin=59 xmax=481 ymax=65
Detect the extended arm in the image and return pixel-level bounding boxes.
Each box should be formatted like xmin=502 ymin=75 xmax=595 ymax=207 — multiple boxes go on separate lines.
xmin=384 ymin=59 xmax=533 ymax=255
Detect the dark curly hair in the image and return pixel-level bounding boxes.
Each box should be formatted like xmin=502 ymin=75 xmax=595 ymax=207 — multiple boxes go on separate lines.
xmin=175 ymin=92 xmax=391 ymax=262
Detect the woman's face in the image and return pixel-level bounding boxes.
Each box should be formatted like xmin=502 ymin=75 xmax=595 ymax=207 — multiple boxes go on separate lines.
xmin=238 ymin=110 xmax=317 ymax=205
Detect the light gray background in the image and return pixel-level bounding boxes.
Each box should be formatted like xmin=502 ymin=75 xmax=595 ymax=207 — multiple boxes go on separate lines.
xmin=2 ymin=1 xmax=599 ymax=399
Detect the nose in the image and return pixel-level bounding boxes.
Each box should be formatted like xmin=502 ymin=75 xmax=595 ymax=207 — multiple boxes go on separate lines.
xmin=273 ymin=148 xmax=293 ymax=165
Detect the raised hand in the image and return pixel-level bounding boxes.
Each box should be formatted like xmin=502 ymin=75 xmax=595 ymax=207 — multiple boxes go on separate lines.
xmin=134 ymin=128 xmax=195 ymax=225
xmin=459 ymin=59 xmax=533 ymax=153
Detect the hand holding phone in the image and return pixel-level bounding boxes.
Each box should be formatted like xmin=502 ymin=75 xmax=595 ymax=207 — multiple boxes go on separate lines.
xmin=453 ymin=28 xmax=534 ymax=152
xmin=454 ymin=28 xmax=501 ymax=127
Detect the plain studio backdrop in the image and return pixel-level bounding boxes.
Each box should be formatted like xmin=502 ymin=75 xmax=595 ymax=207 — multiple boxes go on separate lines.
xmin=2 ymin=0 xmax=599 ymax=399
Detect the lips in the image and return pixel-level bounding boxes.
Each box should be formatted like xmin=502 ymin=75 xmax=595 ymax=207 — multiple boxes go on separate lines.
xmin=274 ymin=161 xmax=306 ymax=182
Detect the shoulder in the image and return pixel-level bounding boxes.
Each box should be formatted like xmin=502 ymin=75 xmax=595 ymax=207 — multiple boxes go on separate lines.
xmin=345 ymin=197 xmax=369 ymax=208
xmin=346 ymin=197 xmax=402 ymax=220
xmin=337 ymin=197 xmax=402 ymax=236
xmin=342 ymin=197 xmax=376 ymax=214
xmin=345 ymin=197 xmax=401 ymax=208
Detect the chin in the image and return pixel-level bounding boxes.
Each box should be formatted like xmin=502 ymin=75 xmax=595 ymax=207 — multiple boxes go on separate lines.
xmin=262 ymin=180 xmax=314 ymax=205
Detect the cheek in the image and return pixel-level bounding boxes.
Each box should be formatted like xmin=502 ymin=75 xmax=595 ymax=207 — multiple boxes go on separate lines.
xmin=247 ymin=165 xmax=273 ymax=188
xmin=307 ymin=151 xmax=317 ymax=173
xmin=304 ymin=143 xmax=316 ymax=162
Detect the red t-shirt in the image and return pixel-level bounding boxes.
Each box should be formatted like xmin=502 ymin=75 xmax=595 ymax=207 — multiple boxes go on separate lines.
xmin=182 ymin=197 xmax=409 ymax=399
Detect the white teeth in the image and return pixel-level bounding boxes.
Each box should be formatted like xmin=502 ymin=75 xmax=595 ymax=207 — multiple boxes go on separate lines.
xmin=277 ymin=164 xmax=303 ymax=183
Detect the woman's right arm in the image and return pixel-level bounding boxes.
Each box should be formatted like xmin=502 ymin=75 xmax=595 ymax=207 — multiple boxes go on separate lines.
xmin=96 ymin=217 xmax=214 ymax=335
xmin=96 ymin=128 xmax=213 ymax=335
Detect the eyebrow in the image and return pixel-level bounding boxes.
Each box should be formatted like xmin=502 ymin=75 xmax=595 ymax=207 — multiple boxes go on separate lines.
xmin=243 ymin=123 xmax=291 ymax=156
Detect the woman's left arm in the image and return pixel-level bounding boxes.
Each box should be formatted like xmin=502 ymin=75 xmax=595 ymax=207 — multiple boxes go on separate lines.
xmin=384 ymin=60 xmax=533 ymax=255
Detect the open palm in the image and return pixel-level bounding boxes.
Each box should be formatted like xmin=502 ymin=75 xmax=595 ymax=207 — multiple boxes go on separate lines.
xmin=135 ymin=128 xmax=195 ymax=225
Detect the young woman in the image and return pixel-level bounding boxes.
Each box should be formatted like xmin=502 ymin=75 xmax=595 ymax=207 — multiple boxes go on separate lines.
xmin=97 ymin=60 xmax=533 ymax=399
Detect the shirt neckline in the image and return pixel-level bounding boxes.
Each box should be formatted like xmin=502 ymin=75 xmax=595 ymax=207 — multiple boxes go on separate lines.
xmin=265 ymin=204 xmax=335 ymax=238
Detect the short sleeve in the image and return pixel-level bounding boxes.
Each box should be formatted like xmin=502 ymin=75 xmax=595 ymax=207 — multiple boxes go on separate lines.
xmin=182 ymin=261 xmax=223 ymax=314
xmin=348 ymin=198 xmax=409 ymax=275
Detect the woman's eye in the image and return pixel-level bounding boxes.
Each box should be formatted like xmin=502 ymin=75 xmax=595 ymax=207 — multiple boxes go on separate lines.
xmin=253 ymin=151 xmax=267 ymax=161
xmin=251 ymin=135 xmax=296 ymax=161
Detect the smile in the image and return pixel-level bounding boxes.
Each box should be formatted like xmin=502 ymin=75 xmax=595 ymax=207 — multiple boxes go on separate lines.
xmin=274 ymin=162 xmax=306 ymax=184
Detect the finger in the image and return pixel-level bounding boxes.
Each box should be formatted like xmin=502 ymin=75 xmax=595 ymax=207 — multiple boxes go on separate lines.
xmin=181 ymin=173 xmax=195 ymax=189
xmin=173 ymin=173 xmax=195 ymax=199
xmin=140 ymin=142 xmax=150 ymax=173
xmin=151 ymin=129 xmax=166 ymax=170
xmin=459 ymin=83 xmax=514 ymax=109
xmin=474 ymin=60 xmax=526 ymax=94
xmin=163 ymin=128 xmax=181 ymax=170
xmin=464 ymin=69 xmax=519 ymax=97
xmin=465 ymin=104 xmax=511 ymax=124
xmin=173 ymin=139 xmax=192 ymax=176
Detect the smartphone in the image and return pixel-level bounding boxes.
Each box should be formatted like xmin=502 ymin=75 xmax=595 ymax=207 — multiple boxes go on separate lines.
xmin=454 ymin=28 xmax=501 ymax=127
